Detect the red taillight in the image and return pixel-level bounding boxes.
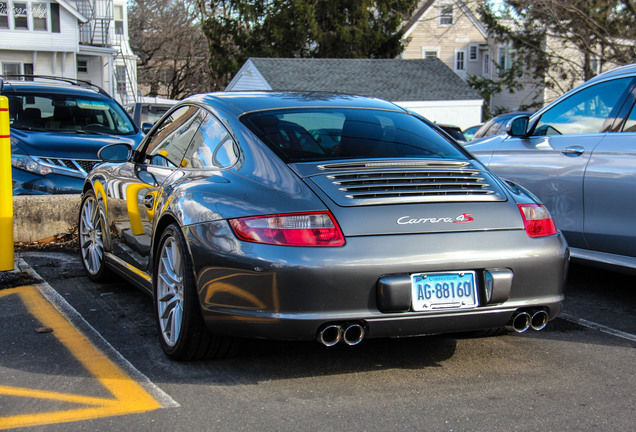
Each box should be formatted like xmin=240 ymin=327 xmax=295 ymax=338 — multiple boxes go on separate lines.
xmin=518 ymin=204 xmax=558 ymax=238
xmin=229 ymin=212 xmax=345 ymax=247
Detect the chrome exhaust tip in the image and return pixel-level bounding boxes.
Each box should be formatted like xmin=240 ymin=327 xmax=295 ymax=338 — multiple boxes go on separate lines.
xmin=507 ymin=311 xmax=531 ymax=333
xmin=343 ymin=324 xmax=365 ymax=346
xmin=530 ymin=310 xmax=549 ymax=331
xmin=318 ymin=325 xmax=342 ymax=347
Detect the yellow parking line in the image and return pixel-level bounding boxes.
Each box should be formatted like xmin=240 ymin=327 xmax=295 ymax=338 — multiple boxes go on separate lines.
xmin=0 ymin=285 xmax=161 ymax=430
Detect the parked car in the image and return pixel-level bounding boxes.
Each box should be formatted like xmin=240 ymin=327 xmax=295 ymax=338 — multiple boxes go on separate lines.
xmin=2 ymin=76 xmax=144 ymax=194
xmin=79 ymin=91 xmax=568 ymax=360
xmin=470 ymin=112 xmax=533 ymax=142
xmin=436 ymin=123 xmax=466 ymax=143
xmin=467 ymin=63 xmax=636 ymax=272
xmin=462 ymin=124 xmax=482 ymax=141
xmin=126 ymin=97 xmax=178 ymax=132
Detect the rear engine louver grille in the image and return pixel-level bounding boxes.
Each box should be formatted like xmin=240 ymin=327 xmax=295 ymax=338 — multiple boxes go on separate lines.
xmin=312 ymin=168 xmax=506 ymax=205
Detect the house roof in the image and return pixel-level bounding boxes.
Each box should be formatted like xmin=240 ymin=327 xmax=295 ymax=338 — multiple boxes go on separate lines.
xmin=56 ymin=0 xmax=89 ymax=23
xmin=226 ymin=57 xmax=481 ymax=102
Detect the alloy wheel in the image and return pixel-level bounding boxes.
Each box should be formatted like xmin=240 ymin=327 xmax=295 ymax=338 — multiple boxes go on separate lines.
xmin=156 ymin=236 xmax=185 ymax=347
xmin=79 ymin=195 xmax=105 ymax=276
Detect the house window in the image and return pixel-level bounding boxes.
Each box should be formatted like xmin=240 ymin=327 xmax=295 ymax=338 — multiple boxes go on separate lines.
xmin=3 ymin=63 xmax=21 ymax=76
xmin=497 ymin=46 xmax=514 ymax=73
xmin=455 ymin=50 xmax=466 ymax=71
xmin=483 ymin=53 xmax=491 ymax=75
xmin=114 ymin=5 xmax=124 ymax=35
xmin=0 ymin=2 xmax=8 ymax=28
xmin=116 ymin=65 xmax=127 ymax=94
xmin=590 ymin=57 xmax=601 ymax=76
xmin=77 ymin=59 xmax=89 ymax=74
xmin=439 ymin=4 xmax=453 ymax=26
xmin=14 ymin=2 xmax=28 ymax=29
xmin=0 ymin=1 xmax=49 ymax=31
xmin=32 ymin=2 xmax=47 ymax=31
xmin=421 ymin=47 xmax=440 ymax=59
xmin=469 ymin=44 xmax=478 ymax=61
xmin=51 ymin=2 xmax=59 ymax=32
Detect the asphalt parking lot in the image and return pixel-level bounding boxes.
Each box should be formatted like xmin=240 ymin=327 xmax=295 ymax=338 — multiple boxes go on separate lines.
xmin=1 ymin=250 xmax=635 ymax=431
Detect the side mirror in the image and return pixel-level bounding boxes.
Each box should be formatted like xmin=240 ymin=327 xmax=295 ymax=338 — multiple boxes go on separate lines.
xmin=98 ymin=143 xmax=133 ymax=162
xmin=141 ymin=122 xmax=154 ymax=133
xmin=507 ymin=116 xmax=530 ymax=137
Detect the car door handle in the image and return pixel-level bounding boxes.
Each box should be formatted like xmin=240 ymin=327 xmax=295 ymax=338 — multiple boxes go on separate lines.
xmin=561 ymin=146 xmax=585 ymax=157
xmin=143 ymin=194 xmax=155 ymax=209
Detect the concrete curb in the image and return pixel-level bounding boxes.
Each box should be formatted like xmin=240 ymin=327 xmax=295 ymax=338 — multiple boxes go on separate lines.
xmin=13 ymin=194 xmax=81 ymax=242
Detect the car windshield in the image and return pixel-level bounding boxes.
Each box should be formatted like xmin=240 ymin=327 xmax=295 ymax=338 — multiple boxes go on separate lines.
xmin=7 ymin=93 xmax=137 ymax=135
xmin=242 ymin=108 xmax=467 ymax=163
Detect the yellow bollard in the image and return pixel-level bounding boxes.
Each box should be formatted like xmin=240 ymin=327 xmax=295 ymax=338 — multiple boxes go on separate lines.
xmin=0 ymin=95 xmax=14 ymax=271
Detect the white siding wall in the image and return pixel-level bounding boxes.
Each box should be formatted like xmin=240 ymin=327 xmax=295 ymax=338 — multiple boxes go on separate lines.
xmin=395 ymin=100 xmax=483 ymax=130
xmin=403 ymin=0 xmax=488 ymax=79
xmin=402 ymin=0 xmax=546 ymax=114
xmin=225 ymin=61 xmax=272 ymax=91
xmin=0 ymin=7 xmax=78 ymax=52
xmin=0 ymin=50 xmax=75 ymax=77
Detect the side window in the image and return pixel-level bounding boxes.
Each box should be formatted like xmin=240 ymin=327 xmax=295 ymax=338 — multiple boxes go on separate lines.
xmin=144 ymin=105 xmax=203 ymax=167
xmin=183 ymin=113 xmax=239 ymax=169
xmin=622 ymin=103 xmax=636 ymax=132
xmin=533 ymin=78 xmax=633 ymax=136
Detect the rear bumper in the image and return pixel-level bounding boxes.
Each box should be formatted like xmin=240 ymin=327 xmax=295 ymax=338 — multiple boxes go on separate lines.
xmin=186 ymin=222 xmax=569 ymax=341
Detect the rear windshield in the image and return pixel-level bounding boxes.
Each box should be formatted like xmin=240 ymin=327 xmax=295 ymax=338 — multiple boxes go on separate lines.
xmin=7 ymin=93 xmax=137 ymax=135
xmin=241 ymin=108 xmax=467 ymax=163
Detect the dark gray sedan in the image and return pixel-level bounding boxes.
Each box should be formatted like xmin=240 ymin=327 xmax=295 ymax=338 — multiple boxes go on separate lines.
xmin=78 ymin=92 xmax=568 ymax=360
xmin=467 ymin=64 xmax=636 ymax=273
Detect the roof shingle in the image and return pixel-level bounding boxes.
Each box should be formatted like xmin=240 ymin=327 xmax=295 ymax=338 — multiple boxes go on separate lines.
xmin=232 ymin=57 xmax=481 ymax=102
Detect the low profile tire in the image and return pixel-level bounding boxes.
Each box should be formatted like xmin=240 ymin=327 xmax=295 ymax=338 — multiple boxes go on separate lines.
xmin=79 ymin=190 xmax=111 ymax=282
xmin=154 ymin=223 xmax=236 ymax=360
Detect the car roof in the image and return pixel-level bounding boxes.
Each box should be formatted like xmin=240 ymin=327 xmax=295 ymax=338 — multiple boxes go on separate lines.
xmin=0 ymin=79 xmax=109 ymax=98
xmin=185 ymin=91 xmax=408 ymax=116
xmin=587 ymin=62 xmax=636 ymax=83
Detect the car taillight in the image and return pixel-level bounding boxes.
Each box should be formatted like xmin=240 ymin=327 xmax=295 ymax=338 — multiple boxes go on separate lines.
xmin=229 ymin=211 xmax=345 ymax=247
xmin=518 ymin=204 xmax=557 ymax=238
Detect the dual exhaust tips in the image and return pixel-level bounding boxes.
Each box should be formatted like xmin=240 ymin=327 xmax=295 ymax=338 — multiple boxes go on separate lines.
xmin=317 ymin=310 xmax=549 ymax=345
xmin=318 ymin=323 xmax=366 ymax=346
xmin=508 ymin=309 xmax=549 ymax=333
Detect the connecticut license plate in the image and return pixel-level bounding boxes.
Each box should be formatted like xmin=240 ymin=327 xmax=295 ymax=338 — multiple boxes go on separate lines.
xmin=411 ymin=271 xmax=478 ymax=312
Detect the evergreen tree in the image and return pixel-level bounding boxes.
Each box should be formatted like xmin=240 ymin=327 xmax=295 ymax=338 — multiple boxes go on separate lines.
xmin=199 ymin=0 xmax=418 ymax=89
xmin=478 ymin=0 xmax=636 ymax=96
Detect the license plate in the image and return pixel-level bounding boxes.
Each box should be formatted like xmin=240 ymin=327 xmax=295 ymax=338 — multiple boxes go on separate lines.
xmin=411 ymin=271 xmax=478 ymax=312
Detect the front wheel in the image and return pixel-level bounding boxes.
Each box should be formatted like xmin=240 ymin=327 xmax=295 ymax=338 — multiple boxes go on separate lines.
xmin=154 ymin=223 xmax=236 ymax=360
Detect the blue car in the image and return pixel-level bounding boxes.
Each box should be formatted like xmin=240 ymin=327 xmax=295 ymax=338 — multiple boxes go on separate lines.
xmin=2 ymin=77 xmax=144 ymax=194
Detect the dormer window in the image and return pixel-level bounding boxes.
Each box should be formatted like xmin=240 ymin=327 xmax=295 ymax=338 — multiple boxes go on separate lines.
xmin=439 ymin=4 xmax=453 ymax=26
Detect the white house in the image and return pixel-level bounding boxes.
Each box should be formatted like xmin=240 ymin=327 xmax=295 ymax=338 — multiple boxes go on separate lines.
xmin=0 ymin=0 xmax=137 ymax=104
xmin=401 ymin=0 xmax=545 ymax=114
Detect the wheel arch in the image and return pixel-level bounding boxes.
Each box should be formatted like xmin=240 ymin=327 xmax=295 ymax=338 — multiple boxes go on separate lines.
xmin=151 ymin=213 xmax=196 ymax=282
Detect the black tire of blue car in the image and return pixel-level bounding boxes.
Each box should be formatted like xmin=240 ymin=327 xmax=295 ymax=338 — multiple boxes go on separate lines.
xmin=154 ymin=223 xmax=237 ymax=360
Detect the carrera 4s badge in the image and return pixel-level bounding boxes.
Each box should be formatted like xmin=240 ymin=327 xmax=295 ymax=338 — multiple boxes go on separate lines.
xmin=397 ymin=213 xmax=474 ymax=225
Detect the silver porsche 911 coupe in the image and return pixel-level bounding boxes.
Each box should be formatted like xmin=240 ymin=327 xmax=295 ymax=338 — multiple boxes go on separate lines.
xmin=78 ymin=92 xmax=569 ymax=360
